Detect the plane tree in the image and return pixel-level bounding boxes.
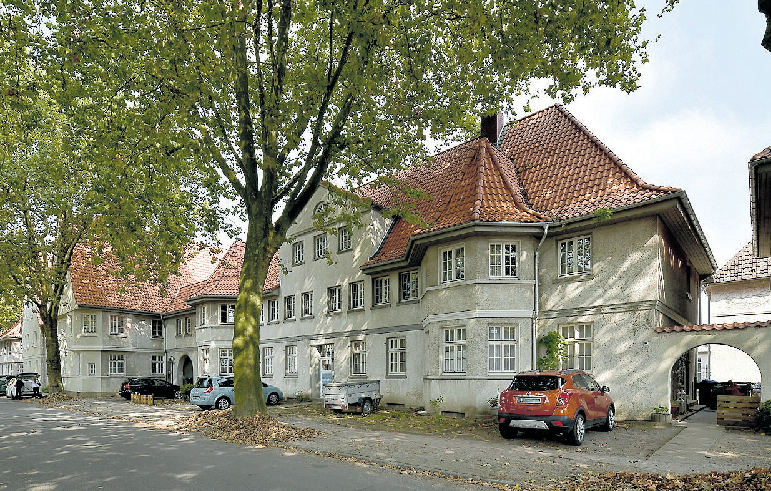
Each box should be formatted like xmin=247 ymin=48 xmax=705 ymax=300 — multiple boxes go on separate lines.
xmin=5 ymin=0 xmax=657 ymax=413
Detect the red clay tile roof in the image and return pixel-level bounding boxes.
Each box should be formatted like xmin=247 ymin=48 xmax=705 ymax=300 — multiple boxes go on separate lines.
xmin=751 ymin=145 xmax=771 ymax=162
xmin=1 ymin=320 xmax=21 ymax=338
xmin=498 ymin=105 xmax=679 ymax=220
xmin=710 ymin=242 xmax=771 ymax=283
xmin=656 ymin=320 xmax=771 ymax=333
xmin=359 ymin=138 xmax=547 ymax=265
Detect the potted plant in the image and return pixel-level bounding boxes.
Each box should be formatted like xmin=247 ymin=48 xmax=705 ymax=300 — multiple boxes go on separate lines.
xmin=652 ymin=405 xmax=672 ymax=423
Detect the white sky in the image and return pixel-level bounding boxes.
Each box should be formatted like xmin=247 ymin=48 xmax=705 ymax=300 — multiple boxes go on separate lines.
xmin=560 ymin=0 xmax=771 ymax=268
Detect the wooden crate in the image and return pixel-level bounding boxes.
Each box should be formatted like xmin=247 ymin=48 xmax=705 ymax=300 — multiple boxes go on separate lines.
xmin=717 ymin=395 xmax=759 ymax=427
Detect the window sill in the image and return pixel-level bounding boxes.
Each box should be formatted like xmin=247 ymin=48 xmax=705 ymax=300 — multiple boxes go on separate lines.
xmin=284 ymin=374 xmax=298 ymax=378
xmin=398 ymin=299 xmax=419 ymax=305
xmin=386 ymin=374 xmax=407 ymax=379
xmin=372 ymin=303 xmax=391 ymax=309
xmin=327 ymin=310 xmax=342 ymax=316
xmin=301 ymin=315 xmax=315 ymax=320
xmin=348 ymin=307 xmax=365 ymax=312
xmin=554 ymin=273 xmax=594 ymax=283
xmin=284 ymin=318 xmax=296 ymax=322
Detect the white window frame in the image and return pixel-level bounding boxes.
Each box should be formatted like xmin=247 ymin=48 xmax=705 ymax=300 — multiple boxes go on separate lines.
xmin=220 ymin=304 xmax=235 ymax=324
xmin=219 ymin=348 xmax=233 ymax=375
xmin=350 ymin=340 xmax=367 ymax=376
xmin=488 ymin=325 xmax=517 ymax=373
xmin=301 ymin=291 xmax=313 ymax=317
xmin=338 ymin=227 xmax=352 ymax=252
xmin=328 ymin=286 xmax=342 ymax=313
xmin=560 ymin=323 xmax=593 ymax=371
xmin=262 ymin=347 xmax=274 ymax=376
xmin=559 ymin=236 xmax=592 ymax=277
xmin=373 ymin=276 xmax=390 ymax=306
xmin=83 ymin=314 xmax=97 ymax=335
xmin=387 ymin=337 xmax=406 ymax=375
xmin=440 ymin=245 xmax=465 ymax=283
xmin=489 ymin=243 xmax=518 ymax=278
xmin=88 ymin=363 xmax=96 ymax=376
xmin=267 ymin=299 xmax=279 ymax=322
xmin=185 ymin=317 xmax=192 ymax=335
xmin=443 ymin=327 xmax=466 ymax=373
xmin=109 ymin=354 xmax=125 ymax=375
xmin=285 ymin=345 xmax=297 ymax=376
xmin=202 ymin=347 xmax=210 ymax=375
xmin=292 ymin=241 xmax=305 ymax=265
xmin=284 ymin=295 xmax=296 ymax=320
xmin=151 ymin=354 xmax=165 ymax=375
xmin=399 ymin=270 xmax=419 ymax=301
xmin=314 ymin=234 xmax=328 ymax=260
xmin=175 ymin=319 xmax=183 ymax=336
xmin=349 ymin=281 xmax=365 ymax=310
xmin=198 ymin=305 xmax=207 ymax=326
xmin=151 ymin=319 xmax=163 ymax=338
xmin=109 ymin=315 xmax=125 ymax=335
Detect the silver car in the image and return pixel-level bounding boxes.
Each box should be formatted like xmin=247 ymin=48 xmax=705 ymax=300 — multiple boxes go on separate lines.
xmin=189 ymin=376 xmax=283 ymax=410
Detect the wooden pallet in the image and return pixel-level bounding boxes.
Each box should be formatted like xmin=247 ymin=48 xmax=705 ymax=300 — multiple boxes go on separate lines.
xmin=717 ymin=395 xmax=759 ymax=427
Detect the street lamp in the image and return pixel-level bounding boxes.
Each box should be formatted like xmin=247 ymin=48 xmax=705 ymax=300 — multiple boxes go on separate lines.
xmin=168 ymin=356 xmax=175 ymax=384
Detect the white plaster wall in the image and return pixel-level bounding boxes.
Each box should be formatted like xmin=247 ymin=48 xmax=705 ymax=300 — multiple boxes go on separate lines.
xmin=709 ymin=279 xmax=771 ymax=323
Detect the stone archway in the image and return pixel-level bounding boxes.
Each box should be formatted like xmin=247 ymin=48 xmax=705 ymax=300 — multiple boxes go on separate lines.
xmin=180 ymin=355 xmax=194 ymax=386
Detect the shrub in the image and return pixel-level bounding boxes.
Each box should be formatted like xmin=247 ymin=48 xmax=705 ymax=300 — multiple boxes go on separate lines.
xmin=537 ymin=331 xmax=565 ymax=370
xmin=178 ymin=383 xmax=194 ymax=399
xmin=755 ymin=400 xmax=771 ymax=432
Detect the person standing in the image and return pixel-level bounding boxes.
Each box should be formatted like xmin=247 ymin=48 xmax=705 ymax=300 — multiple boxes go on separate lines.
xmin=14 ymin=377 xmax=24 ymax=399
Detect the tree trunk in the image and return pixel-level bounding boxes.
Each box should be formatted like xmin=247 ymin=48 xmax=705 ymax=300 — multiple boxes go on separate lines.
xmin=38 ymin=307 xmax=63 ymax=393
xmin=232 ymin=216 xmax=276 ymax=416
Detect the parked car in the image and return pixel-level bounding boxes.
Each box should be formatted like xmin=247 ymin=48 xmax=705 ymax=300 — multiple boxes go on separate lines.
xmin=118 ymin=377 xmax=180 ymax=400
xmin=497 ymin=369 xmax=614 ymax=446
xmin=189 ymin=376 xmax=283 ymax=410
xmin=5 ymin=373 xmax=42 ymax=399
xmin=0 ymin=375 xmax=13 ymax=393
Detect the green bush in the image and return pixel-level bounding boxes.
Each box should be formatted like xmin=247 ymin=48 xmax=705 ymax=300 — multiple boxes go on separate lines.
xmin=755 ymin=400 xmax=771 ymax=432
xmin=178 ymin=383 xmax=194 ymax=399
xmin=537 ymin=331 xmax=565 ymax=370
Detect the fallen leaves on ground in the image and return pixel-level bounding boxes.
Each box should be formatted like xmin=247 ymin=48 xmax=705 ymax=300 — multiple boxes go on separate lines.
xmin=554 ymin=468 xmax=771 ymax=490
xmin=176 ymin=408 xmax=320 ymax=446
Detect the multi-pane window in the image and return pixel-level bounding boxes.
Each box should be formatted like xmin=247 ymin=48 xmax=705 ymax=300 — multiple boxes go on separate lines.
xmin=489 ymin=243 xmax=518 ymax=277
xmin=399 ymin=270 xmax=419 ymax=301
xmin=219 ymin=348 xmax=234 ymax=375
xmin=220 ymin=304 xmax=235 ymax=324
xmin=151 ymin=355 xmax=165 ymax=375
xmin=338 ymin=227 xmax=352 ymax=252
xmin=185 ymin=317 xmax=192 ymax=335
xmin=109 ymin=354 xmax=125 ymax=375
xmin=284 ymin=295 xmax=296 ymax=320
xmin=441 ymin=246 xmax=465 ymax=283
xmin=349 ymin=281 xmax=365 ymax=310
xmin=560 ymin=324 xmax=593 ymax=370
xmin=387 ymin=337 xmax=407 ymax=375
xmin=88 ymin=363 xmax=96 ymax=376
xmin=286 ymin=345 xmax=297 ymax=376
xmin=314 ymin=234 xmax=328 ymax=260
xmin=373 ymin=276 xmax=390 ymax=306
xmin=301 ymin=292 xmax=313 ymax=317
xmin=151 ymin=319 xmax=163 ymax=338
xmin=443 ymin=327 xmax=466 ymax=373
xmin=559 ymin=236 xmax=592 ymax=277
xmin=109 ymin=315 xmax=125 ymax=335
xmin=351 ymin=341 xmax=367 ymax=376
xmin=267 ymin=299 xmax=279 ymax=322
xmin=292 ymin=241 xmax=304 ymax=265
xmin=198 ymin=306 xmax=207 ymax=326
xmin=202 ymin=348 xmax=210 ymax=375
xmin=175 ymin=319 xmax=183 ymax=336
xmin=488 ymin=326 xmax=517 ymax=373
xmin=328 ymin=286 xmax=342 ymax=313
xmin=262 ymin=347 xmax=274 ymax=376
xmin=83 ymin=314 xmax=97 ymax=334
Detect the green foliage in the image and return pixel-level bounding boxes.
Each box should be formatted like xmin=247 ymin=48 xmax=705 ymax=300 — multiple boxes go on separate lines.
xmin=653 ymin=405 xmax=670 ymax=414
xmin=755 ymin=400 xmax=771 ymax=433
xmin=537 ymin=331 xmax=566 ymax=370
xmin=178 ymin=384 xmax=194 ymax=399
xmin=429 ymin=395 xmax=444 ymax=418
xmin=593 ymin=207 xmax=614 ymax=223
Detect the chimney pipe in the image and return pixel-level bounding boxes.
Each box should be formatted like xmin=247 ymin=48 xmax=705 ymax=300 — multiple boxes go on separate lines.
xmin=481 ymin=113 xmax=504 ymax=145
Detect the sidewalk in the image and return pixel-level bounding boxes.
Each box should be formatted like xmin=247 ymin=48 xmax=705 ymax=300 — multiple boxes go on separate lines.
xmin=37 ymin=398 xmax=771 ymax=489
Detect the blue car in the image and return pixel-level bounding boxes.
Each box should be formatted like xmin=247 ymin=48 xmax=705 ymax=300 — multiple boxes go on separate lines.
xmin=189 ymin=376 xmax=283 ymax=410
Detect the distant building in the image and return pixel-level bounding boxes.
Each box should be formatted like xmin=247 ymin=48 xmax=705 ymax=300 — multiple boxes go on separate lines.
xmin=0 ymin=320 xmax=23 ymax=376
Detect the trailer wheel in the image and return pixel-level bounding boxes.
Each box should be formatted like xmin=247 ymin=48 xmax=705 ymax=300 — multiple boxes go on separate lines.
xmin=361 ymin=399 xmax=373 ymax=416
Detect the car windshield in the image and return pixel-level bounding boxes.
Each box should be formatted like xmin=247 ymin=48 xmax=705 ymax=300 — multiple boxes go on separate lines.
xmin=510 ymin=376 xmax=564 ymax=391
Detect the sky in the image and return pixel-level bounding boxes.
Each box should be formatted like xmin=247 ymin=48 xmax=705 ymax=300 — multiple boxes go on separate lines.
xmin=558 ymin=0 xmax=771 ymax=269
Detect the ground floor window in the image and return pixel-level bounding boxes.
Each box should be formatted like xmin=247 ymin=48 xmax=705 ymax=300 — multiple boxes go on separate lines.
xmin=443 ymin=327 xmax=466 ymax=373
xmin=219 ymin=348 xmax=234 ymax=375
xmin=109 ymin=354 xmax=125 ymax=375
xmin=88 ymin=363 xmax=96 ymax=376
xmin=387 ymin=337 xmax=406 ymax=375
xmin=351 ymin=340 xmax=367 ymax=376
xmin=560 ymin=323 xmax=593 ymax=370
xmin=262 ymin=347 xmax=274 ymax=376
xmin=151 ymin=355 xmax=165 ymax=375
xmin=286 ymin=345 xmax=297 ymax=376
xmin=488 ymin=325 xmax=517 ymax=373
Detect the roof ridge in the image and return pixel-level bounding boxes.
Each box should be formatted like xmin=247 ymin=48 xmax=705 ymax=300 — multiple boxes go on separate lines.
xmin=471 ymin=140 xmax=486 ymax=220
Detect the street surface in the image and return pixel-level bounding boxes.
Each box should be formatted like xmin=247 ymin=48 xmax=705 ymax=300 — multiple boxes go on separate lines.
xmin=0 ymin=398 xmax=483 ymax=491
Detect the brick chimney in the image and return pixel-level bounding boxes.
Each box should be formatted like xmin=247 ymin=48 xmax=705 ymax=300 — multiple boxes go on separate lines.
xmin=481 ymin=113 xmax=504 ymax=145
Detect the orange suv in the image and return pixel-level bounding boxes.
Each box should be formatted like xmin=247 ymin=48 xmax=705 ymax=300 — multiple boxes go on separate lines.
xmin=497 ymin=369 xmax=614 ymax=445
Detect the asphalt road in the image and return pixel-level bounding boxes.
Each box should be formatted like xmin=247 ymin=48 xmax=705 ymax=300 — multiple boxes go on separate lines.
xmin=0 ymin=398 xmax=483 ymax=491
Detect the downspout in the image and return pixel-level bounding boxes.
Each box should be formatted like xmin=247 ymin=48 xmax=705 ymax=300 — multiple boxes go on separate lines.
xmin=532 ymin=224 xmax=549 ymax=370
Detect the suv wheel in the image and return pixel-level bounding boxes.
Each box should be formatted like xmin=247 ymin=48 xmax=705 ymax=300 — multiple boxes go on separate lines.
xmin=569 ymin=413 xmax=585 ymax=446
xmin=499 ymin=423 xmax=518 ymax=440
xmin=602 ymin=407 xmax=615 ymax=432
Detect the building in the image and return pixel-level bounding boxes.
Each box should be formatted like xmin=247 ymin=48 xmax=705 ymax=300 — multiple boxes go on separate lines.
xmin=0 ymin=320 xmax=23 ymax=376
xmin=750 ymin=146 xmax=771 ymax=258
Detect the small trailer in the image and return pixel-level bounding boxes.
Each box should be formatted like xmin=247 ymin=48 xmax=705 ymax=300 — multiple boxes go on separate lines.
xmin=323 ymin=380 xmax=381 ymax=415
